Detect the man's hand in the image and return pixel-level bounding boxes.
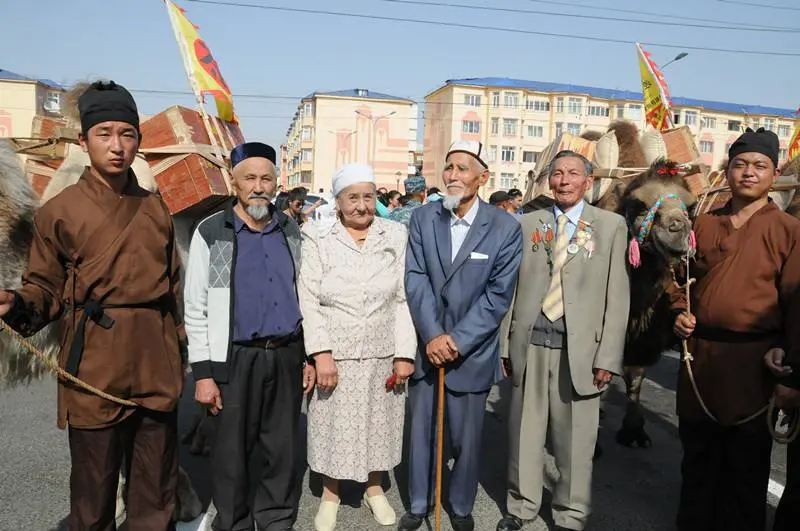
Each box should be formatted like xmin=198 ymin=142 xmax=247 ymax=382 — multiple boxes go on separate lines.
xmin=674 ymin=312 xmax=696 ymax=339
xmin=593 ymin=368 xmax=613 ymax=391
xmin=0 ymin=291 xmax=14 ymax=319
xmin=314 ymin=351 xmax=338 ymax=393
xmin=774 ymin=383 xmax=800 ymax=410
xmin=392 ymin=358 xmax=415 ymax=386
xmin=195 ymin=378 xmax=223 ymax=415
xmin=426 ymin=335 xmax=458 ymax=366
xmin=765 ymin=348 xmax=792 ymax=378
xmin=303 ymin=363 xmax=316 ymax=395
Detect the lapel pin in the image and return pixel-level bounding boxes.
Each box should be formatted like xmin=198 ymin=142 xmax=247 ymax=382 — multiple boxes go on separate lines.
xmin=567 ymin=243 xmax=579 ymax=254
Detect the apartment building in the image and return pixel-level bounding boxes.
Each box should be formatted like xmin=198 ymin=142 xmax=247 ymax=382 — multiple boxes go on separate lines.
xmin=0 ymin=68 xmax=65 ymax=137
xmin=285 ymin=88 xmax=418 ymax=193
xmin=424 ymin=77 xmax=798 ymax=195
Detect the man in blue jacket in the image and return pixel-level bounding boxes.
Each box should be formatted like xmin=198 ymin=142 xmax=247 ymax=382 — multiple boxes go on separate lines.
xmin=399 ymin=141 xmax=523 ymax=531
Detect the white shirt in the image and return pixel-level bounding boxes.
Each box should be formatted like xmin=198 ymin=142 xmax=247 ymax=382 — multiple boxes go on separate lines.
xmin=553 ymin=200 xmax=585 ymax=242
xmin=450 ymin=198 xmax=480 ymax=262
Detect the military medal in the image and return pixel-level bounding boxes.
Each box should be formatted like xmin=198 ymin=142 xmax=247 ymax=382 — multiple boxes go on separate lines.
xmin=531 ymin=229 xmax=542 ymax=251
xmin=567 ymin=243 xmax=579 ymax=254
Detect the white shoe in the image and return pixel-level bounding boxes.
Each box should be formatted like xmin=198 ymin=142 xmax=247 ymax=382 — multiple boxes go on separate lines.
xmin=314 ymin=499 xmax=340 ymax=531
xmin=363 ymin=492 xmax=397 ymax=526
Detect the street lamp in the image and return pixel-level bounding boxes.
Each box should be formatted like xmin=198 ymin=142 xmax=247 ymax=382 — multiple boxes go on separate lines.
xmin=661 ymin=52 xmax=688 ymax=70
xmin=355 ymin=109 xmax=397 ymax=165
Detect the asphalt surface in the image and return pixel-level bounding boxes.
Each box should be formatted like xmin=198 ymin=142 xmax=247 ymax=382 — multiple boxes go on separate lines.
xmin=0 ymin=352 xmax=787 ymax=531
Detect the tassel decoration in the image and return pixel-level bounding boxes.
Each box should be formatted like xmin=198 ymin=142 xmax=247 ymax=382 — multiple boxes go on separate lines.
xmin=688 ymin=229 xmax=697 ymax=249
xmin=628 ymin=238 xmax=641 ymax=268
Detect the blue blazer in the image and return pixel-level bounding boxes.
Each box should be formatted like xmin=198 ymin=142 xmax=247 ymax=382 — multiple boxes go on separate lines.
xmin=405 ymin=200 xmax=523 ymax=393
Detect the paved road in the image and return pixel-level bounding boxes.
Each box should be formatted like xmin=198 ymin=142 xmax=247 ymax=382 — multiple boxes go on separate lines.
xmin=0 ymin=353 xmax=787 ymax=531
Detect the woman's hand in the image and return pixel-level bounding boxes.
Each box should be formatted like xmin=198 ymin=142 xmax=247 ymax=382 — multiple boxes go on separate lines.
xmin=313 ymin=351 xmax=338 ymax=393
xmin=393 ymin=358 xmax=415 ymax=386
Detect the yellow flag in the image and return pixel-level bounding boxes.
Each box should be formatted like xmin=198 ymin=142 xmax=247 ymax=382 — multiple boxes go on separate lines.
xmin=789 ymin=120 xmax=800 ymax=161
xmin=166 ymin=0 xmax=237 ymax=123
xmin=636 ymin=43 xmax=674 ymax=131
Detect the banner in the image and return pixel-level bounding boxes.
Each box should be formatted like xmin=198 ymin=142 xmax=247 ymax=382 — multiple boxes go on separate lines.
xmin=166 ymin=0 xmax=237 ymax=123
xmin=789 ymin=108 xmax=800 ymax=161
xmin=636 ymin=43 xmax=674 ymax=131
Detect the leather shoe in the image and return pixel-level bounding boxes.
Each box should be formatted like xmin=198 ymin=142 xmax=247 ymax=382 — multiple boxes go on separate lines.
xmin=451 ymin=514 xmax=475 ymax=531
xmin=397 ymin=512 xmax=425 ymax=530
xmin=496 ymin=515 xmax=525 ymax=531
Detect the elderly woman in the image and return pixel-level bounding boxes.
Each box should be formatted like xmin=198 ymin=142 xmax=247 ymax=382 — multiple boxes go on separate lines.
xmin=299 ymin=163 xmax=416 ymax=530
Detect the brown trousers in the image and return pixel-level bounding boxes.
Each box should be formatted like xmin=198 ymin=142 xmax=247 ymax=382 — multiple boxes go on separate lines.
xmin=68 ymin=408 xmax=178 ymax=531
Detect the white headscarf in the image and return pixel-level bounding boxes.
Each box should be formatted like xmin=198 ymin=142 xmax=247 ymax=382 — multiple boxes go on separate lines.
xmin=331 ymin=163 xmax=376 ymax=197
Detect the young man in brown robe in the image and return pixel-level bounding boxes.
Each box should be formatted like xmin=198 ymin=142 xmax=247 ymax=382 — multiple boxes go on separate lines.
xmin=0 ymin=81 xmax=184 ymax=531
xmin=672 ymin=127 xmax=800 ymax=531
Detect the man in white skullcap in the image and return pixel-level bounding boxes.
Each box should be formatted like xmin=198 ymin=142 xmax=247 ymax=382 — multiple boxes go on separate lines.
xmin=400 ymin=141 xmax=523 ymax=531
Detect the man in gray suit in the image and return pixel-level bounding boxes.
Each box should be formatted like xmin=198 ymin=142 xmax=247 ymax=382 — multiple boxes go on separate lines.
xmin=400 ymin=141 xmax=523 ymax=531
xmin=497 ymin=150 xmax=629 ymax=531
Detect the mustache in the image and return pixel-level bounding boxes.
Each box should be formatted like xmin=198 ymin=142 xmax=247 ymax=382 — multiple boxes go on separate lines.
xmin=248 ymin=193 xmax=271 ymax=201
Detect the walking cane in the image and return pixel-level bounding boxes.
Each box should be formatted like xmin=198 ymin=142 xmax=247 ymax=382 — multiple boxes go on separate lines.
xmin=434 ymin=366 xmax=445 ymax=531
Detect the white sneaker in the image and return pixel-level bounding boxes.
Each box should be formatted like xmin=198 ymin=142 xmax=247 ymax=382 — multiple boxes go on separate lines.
xmin=363 ymin=492 xmax=397 ymax=526
xmin=314 ymin=499 xmax=340 ymax=531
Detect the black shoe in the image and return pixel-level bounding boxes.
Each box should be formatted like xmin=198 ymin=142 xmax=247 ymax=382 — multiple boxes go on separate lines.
xmin=397 ymin=512 xmax=425 ymax=530
xmin=451 ymin=514 xmax=475 ymax=531
xmin=496 ymin=515 xmax=525 ymax=531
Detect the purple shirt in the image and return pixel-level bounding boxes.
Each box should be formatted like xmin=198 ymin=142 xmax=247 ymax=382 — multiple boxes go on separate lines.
xmin=233 ymin=210 xmax=302 ymax=342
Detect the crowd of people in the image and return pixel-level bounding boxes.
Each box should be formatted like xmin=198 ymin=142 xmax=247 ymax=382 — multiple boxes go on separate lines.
xmin=0 ymin=80 xmax=799 ymax=531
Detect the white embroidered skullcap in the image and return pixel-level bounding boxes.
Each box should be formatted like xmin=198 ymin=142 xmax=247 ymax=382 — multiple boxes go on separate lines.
xmin=331 ymin=163 xmax=377 ymax=197
xmin=446 ymin=140 xmax=488 ymax=169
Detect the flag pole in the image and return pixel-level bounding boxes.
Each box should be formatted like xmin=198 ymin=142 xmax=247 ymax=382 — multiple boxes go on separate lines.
xmin=164 ymin=0 xmax=232 ymax=192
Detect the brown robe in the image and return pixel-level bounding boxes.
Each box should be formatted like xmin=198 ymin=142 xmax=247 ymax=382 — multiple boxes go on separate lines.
xmin=672 ymin=200 xmax=800 ymax=425
xmin=9 ymin=168 xmax=184 ymax=430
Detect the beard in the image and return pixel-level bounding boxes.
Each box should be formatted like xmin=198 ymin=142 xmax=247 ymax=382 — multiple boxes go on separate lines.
xmin=442 ymin=192 xmax=464 ymax=211
xmin=246 ymin=202 xmax=271 ymax=220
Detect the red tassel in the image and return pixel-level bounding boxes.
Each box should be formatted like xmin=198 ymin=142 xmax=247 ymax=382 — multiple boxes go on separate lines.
xmin=688 ymin=229 xmax=696 ymax=249
xmin=628 ymin=238 xmax=641 ymax=268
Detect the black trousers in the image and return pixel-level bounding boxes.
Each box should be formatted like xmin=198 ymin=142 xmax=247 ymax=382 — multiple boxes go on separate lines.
xmin=774 ymin=435 xmax=800 ymax=531
xmin=677 ymin=416 xmax=773 ymax=531
xmin=211 ymin=341 xmax=305 ymax=531
xmin=68 ymin=409 xmax=178 ymax=531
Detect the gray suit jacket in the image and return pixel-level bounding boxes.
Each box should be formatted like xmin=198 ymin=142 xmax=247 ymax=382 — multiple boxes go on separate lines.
xmin=405 ymin=200 xmax=523 ymax=393
xmin=502 ymin=203 xmax=630 ymax=397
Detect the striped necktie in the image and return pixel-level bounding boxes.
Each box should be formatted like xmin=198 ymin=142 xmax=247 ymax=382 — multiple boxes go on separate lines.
xmin=542 ymin=214 xmax=570 ymax=322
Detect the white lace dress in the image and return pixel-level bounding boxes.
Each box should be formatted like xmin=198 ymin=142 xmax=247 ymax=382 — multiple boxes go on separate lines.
xmin=298 ymin=217 xmax=417 ymax=482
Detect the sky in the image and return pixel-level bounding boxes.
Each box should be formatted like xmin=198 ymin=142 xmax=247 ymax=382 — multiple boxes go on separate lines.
xmin=1 ymin=0 xmax=798 ymax=151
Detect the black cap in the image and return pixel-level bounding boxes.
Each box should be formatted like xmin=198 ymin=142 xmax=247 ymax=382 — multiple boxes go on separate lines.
xmin=78 ymin=80 xmax=139 ymax=135
xmin=230 ymin=142 xmax=277 ymax=168
xmin=728 ymin=127 xmax=780 ymax=168
xmin=489 ymin=190 xmax=511 ymax=205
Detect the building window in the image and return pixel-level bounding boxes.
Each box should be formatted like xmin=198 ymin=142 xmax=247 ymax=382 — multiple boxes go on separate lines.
xmin=556 ymin=97 xmax=564 ymax=113
xmin=555 ymin=122 xmax=563 ymax=136
xmin=779 ymin=125 xmax=792 ymax=137
xmin=301 ymin=126 xmax=312 ymax=140
xmin=302 ymin=149 xmax=312 ymax=162
xmin=462 ymin=120 xmax=481 ymax=134
xmin=501 ymin=146 xmax=515 ymax=162
xmin=751 ymin=119 xmax=761 ymax=129
xmin=685 ymin=111 xmax=698 ymax=126
xmin=492 ymin=92 xmax=500 ymax=108
xmin=522 ymin=151 xmax=539 ymax=163
xmin=44 ymin=91 xmax=60 ymax=110
xmin=491 ymin=118 xmax=499 ymax=135
xmin=464 ymin=94 xmax=481 ymax=107
xmin=764 ymin=118 xmax=776 ymax=131
xmin=504 ymin=92 xmax=519 ymax=109
xmin=567 ymin=123 xmax=582 ymax=135
xmin=728 ymin=120 xmax=742 ymax=132
xmin=500 ymin=173 xmax=517 ymax=189
xmin=587 ymin=105 xmax=609 ymax=117
xmin=567 ymin=97 xmax=582 ymax=114
xmin=702 ymin=116 xmax=716 ymax=129
xmin=616 ymin=104 xmax=625 ymax=119
xmin=627 ymin=104 xmax=643 ymax=120
xmin=525 ymin=99 xmax=550 ymax=112
xmin=780 ymin=148 xmax=788 ymax=160
xmin=673 ymin=112 xmax=681 ymax=125
xmin=487 ymin=145 xmax=497 ymax=162
xmin=489 ymin=173 xmax=496 ymax=189
xmin=303 ymin=102 xmax=312 ymax=115
xmin=527 ymin=125 xmax=544 ymax=137
xmin=503 ymin=119 xmax=518 ymax=136
xmin=699 ymin=140 xmax=714 ymax=153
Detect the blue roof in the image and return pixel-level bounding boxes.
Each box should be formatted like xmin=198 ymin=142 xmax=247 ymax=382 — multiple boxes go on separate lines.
xmin=0 ymin=68 xmax=63 ymax=89
xmin=444 ymin=77 xmax=797 ymax=119
xmin=304 ymin=88 xmax=412 ymax=103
